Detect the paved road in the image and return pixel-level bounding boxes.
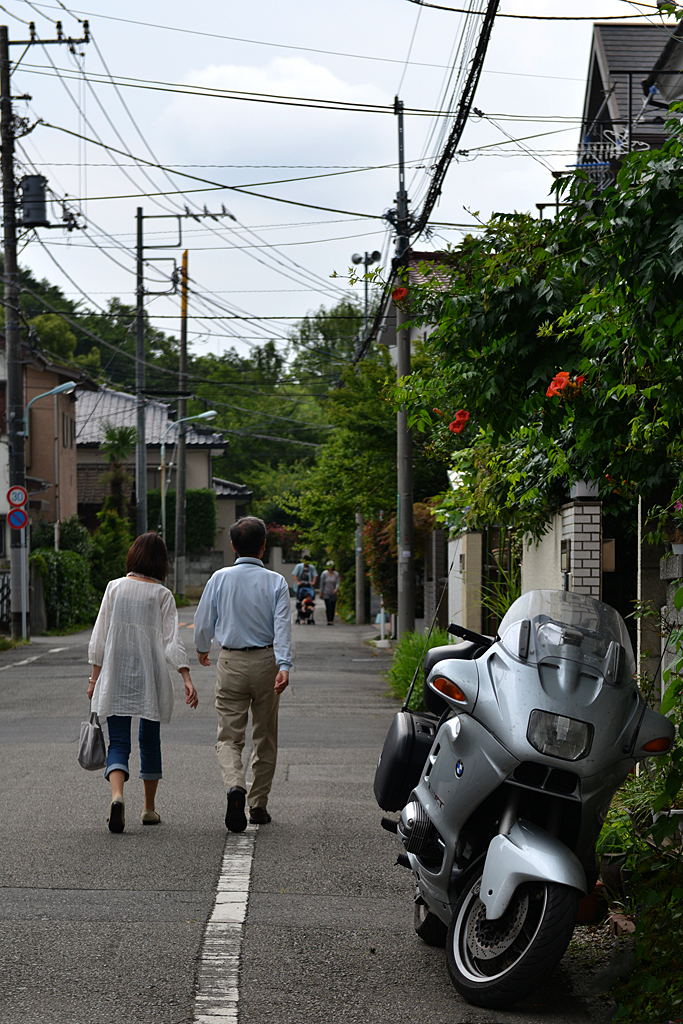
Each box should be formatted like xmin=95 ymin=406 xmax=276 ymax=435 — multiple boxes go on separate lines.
xmin=0 ymin=602 xmax=607 ymax=1024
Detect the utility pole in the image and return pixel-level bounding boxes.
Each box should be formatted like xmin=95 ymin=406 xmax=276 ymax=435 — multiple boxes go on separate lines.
xmin=394 ymin=96 xmax=415 ymax=637
xmin=1 ymin=20 xmax=89 ymax=637
xmin=355 ymin=511 xmax=365 ymax=625
xmin=174 ymin=249 xmax=188 ymax=595
xmin=135 ymin=208 xmax=147 ymax=536
xmin=134 ymin=209 xmax=230 ymax=539
xmin=1 ymin=26 xmax=24 ymax=639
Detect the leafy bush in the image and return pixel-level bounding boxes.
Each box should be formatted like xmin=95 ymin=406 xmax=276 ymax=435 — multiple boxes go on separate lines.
xmin=147 ymin=488 xmax=217 ymax=552
xmin=30 ymin=549 xmax=97 ymax=630
xmin=90 ymin=508 xmax=132 ymax=596
xmin=385 ymin=628 xmax=452 ymax=712
xmin=598 ymin=582 xmax=683 ymax=1022
xmin=33 ymin=514 xmax=93 ymax=560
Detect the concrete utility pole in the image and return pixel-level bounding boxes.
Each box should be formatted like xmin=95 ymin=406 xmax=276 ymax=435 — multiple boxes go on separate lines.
xmin=394 ymin=96 xmax=415 ymax=637
xmin=1 ymin=26 xmax=24 ymax=639
xmin=135 ymin=207 xmax=147 ymax=537
xmin=134 ymin=210 xmax=230 ymax=539
xmin=174 ymin=250 xmax=188 ymax=595
xmin=1 ymin=20 xmax=89 ymax=636
xmin=355 ymin=511 xmax=365 ymax=625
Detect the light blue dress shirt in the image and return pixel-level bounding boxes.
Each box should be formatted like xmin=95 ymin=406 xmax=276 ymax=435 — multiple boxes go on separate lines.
xmin=194 ymin=557 xmax=293 ymax=670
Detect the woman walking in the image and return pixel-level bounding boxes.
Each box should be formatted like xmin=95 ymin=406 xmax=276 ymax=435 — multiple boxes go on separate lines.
xmin=320 ymin=560 xmax=340 ymax=626
xmin=87 ymin=531 xmax=198 ymax=833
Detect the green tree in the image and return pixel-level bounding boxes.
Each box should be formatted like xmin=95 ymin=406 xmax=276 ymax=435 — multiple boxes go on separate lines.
xmin=396 ymin=116 xmax=683 ymax=537
xmin=99 ymin=423 xmax=138 ymax=517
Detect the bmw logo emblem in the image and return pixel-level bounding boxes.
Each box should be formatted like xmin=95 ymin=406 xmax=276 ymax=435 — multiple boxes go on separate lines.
xmin=455 ymin=760 xmax=464 ymax=778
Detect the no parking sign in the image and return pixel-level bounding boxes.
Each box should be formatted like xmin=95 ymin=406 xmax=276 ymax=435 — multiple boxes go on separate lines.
xmin=8 ymin=506 xmax=29 ymax=530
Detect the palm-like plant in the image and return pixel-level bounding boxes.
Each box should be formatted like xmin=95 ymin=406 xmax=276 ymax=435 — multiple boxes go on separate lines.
xmin=99 ymin=422 xmax=138 ymax=516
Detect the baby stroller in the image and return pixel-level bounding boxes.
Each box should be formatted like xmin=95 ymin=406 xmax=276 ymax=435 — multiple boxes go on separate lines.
xmin=296 ymin=585 xmax=316 ymax=625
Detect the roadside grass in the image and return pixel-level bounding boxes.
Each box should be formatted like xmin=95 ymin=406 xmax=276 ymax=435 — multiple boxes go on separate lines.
xmin=385 ymin=628 xmax=451 ymax=711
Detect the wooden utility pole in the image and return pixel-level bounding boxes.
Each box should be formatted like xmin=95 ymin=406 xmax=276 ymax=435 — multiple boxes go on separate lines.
xmin=174 ymin=250 xmax=188 ymax=596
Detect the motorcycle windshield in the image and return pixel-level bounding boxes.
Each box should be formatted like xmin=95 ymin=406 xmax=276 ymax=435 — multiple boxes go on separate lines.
xmin=498 ymin=589 xmax=635 ymax=677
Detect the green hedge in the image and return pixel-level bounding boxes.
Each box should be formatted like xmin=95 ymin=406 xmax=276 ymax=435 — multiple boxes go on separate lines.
xmin=147 ymin=488 xmax=217 ymax=552
xmin=30 ymin=549 xmax=98 ymax=630
xmin=385 ymin=628 xmax=452 ymax=712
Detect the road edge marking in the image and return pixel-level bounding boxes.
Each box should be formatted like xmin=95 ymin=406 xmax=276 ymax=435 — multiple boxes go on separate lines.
xmin=193 ymin=829 xmax=256 ymax=1023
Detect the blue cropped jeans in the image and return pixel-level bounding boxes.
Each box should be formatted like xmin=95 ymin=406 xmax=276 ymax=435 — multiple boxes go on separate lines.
xmin=105 ymin=715 xmax=162 ymax=781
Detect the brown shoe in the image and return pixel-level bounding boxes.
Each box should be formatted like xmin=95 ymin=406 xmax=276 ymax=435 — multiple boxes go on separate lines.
xmin=249 ymin=807 xmax=272 ymax=825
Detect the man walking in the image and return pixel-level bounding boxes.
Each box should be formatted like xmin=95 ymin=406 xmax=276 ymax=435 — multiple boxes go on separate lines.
xmin=194 ymin=516 xmax=292 ymax=832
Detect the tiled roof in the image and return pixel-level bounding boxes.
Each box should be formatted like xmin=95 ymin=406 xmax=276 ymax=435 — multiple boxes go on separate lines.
xmin=76 ymin=388 xmax=224 ymax=447
xmin=212 ymin=477 xmax=253 ymax=499
xmin=78 ymin=463 xmax=133 ymax=505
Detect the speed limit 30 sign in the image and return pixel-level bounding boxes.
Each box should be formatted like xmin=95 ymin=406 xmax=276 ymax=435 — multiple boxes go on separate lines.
xmin=7 ymin=486 xmax=28 ymax=507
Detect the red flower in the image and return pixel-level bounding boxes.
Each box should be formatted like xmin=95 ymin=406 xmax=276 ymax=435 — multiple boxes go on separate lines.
xmin=546 ymin=371 xmax=570 ymax=397
xmin=546 ymin=371 xmax=586 ymax=398
xmin=433 ymin=408 xmax=443 ymax=417
xmin=448 ymin=410 xmax=469 ymax=434
xmin=392 ymin=286 xmax=409 ymax=302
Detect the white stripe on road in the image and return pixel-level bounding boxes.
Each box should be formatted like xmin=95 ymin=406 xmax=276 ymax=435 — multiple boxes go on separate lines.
xmin=0 ymin=655 xmax=41 ymax=672
xmin=194 ymin=830 xmax=256 ymax=1024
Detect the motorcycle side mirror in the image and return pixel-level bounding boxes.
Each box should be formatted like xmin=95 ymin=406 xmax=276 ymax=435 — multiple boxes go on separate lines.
xmin=518 ymin=620 xmax=531 ymax=660
xmin=605 ymin=641 xmax=626 ymax=686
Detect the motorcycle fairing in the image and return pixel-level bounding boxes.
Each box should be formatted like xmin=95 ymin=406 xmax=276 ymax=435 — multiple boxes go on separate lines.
xmin=480 ymin=820 xmax=587 ymax=920
xmin=409 ymin=714 xmax=519 ymax=923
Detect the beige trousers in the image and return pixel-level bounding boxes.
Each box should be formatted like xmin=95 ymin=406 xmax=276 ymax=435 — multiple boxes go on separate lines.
xmin=215 ymin=647 xmax=280 ymax=809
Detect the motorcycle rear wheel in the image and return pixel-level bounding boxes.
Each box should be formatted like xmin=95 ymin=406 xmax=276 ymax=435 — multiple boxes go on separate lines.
xmin=446 ymin=870 xmax=578 ymax=1009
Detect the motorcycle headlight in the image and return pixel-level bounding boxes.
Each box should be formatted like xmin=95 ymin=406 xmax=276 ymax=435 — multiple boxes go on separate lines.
xmin=527 ymin=709 xmax=593 ymax=761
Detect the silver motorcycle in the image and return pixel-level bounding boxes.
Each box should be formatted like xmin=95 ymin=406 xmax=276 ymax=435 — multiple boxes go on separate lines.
xmin=374 ymin=589 xmax=675 ymax=1009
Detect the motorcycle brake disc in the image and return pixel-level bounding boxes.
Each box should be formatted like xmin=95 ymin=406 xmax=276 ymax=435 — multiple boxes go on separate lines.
xmin=466 ymin=884 xmax=530 ymax=960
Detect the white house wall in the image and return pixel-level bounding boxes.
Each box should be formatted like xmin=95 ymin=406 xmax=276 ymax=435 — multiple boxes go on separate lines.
xmin=521 ymin=515 xmax=563 ymax=594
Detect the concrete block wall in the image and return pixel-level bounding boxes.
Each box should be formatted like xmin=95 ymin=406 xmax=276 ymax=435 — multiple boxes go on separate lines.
xmin=561 ymin=500 xmax=602 ymax=598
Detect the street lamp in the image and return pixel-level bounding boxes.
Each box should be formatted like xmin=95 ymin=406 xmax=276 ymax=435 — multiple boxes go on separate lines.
xmin=16 ymin=380 xmax=77 ymax=636
xmin=160 ymin=410 xmax=217 ymax=545
xmin=23 ymin=380 xmax=77 ymax=437
xmin=351 ymin=250 xmax=382 ymax=350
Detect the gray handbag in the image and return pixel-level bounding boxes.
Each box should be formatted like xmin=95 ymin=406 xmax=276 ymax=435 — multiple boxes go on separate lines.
xmin=78 ymin=707 xmax=107 ymax=771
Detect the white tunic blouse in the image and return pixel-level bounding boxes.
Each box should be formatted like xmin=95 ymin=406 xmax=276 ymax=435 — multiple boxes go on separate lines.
xmin=88 ymin=576 xmax=189 ymax=724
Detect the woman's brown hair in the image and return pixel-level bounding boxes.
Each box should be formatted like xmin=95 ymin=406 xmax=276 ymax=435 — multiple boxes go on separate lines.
xmin=126 ymin=531 xmax=169 ymax=581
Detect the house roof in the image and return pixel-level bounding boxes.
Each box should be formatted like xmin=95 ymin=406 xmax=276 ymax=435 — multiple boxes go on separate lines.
xmin=75 ymin=388 xmax=225 ymax=447
xmin=212 ymin=477 xmax=253 ymax=500
xmin=581 ymin=23 xmax=677 ymax=149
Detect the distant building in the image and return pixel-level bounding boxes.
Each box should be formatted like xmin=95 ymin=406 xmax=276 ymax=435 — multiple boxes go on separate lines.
xmin=75 ymin=388 xmax=252 ymax=568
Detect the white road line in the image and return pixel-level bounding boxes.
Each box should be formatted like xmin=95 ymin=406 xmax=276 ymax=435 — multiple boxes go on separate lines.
xmin=0 ymin=655 xmax=41 ymax=672
xmin=194 ymin=830 xmax=256 ymax=1024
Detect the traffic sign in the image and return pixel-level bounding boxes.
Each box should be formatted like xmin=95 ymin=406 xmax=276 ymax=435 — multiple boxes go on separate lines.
xmin=7 ymin=485 xmax=28 ymax=507
xmin=8 ymin=507 xmax=29 ymax=530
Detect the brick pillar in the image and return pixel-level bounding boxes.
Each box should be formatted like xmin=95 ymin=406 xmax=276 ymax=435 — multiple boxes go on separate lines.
xmin=561 ymin=500 xmax=602 ymax=598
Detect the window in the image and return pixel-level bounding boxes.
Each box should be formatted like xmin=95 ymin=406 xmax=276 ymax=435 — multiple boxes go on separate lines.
xmin=62 ymin=411 xmax=68 ymax=447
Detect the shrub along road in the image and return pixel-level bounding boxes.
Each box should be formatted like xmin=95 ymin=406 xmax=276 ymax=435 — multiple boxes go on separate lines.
xmin=0 ymin=604 xmax=610 ymax=1023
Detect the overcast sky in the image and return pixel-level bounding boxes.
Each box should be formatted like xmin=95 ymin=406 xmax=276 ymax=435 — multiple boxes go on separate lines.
xmin=2 ymin=0 xmax=669 ymax=362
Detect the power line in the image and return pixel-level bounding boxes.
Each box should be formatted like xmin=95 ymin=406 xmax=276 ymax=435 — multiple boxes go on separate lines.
xmin=402 ymin=0 xmax=658 ymax=18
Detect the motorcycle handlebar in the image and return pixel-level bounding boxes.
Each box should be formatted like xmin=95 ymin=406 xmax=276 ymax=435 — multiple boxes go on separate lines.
xmin=447 ymin=623 xmax=494 ymax=648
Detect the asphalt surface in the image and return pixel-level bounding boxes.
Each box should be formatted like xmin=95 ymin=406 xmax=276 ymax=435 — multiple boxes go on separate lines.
xmin=0 ymin=601 xmax=610 ymax=1024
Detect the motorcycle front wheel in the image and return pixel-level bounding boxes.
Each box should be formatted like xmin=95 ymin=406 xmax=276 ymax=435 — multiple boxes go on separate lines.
xmin=446 ymin=870 xmax=578 ymax=1009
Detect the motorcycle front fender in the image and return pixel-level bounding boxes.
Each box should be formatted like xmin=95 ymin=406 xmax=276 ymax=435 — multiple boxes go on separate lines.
xmin=481 ymin=819 xmax=587 ymax=921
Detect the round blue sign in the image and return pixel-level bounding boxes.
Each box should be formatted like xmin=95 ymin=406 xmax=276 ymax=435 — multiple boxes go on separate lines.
xmin=8 ymin=507 xmax=29 ymax=530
